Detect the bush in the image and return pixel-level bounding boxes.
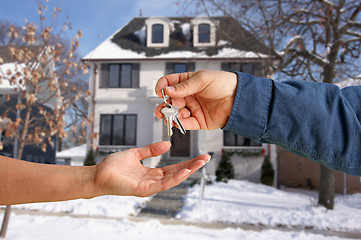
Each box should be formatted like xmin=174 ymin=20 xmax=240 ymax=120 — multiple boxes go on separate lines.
xmin=216 ymin=151 xmax=235 ymax=183
xmin=84 ymin=150 xmax=96 ymax=166
xmin=261 ymin=155 xmax=274 ymax=186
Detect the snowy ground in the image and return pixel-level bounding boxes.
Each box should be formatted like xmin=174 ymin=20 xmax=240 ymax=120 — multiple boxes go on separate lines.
xmin=2 ymin=180 xmax=361 ymax=240
xmin=177 ymin=180 xmax=361 ymax=232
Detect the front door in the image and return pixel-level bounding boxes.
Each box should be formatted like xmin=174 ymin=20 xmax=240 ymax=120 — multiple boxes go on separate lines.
xmin=170 ymin=129 xmax=191 ymax=157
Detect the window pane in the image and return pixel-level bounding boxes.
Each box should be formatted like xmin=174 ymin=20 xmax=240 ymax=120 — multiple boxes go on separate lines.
xmin=100 ymin=115 xmax=112 ymax=145
xmin=236 ymin=134 xmax=246 ymax=146
xmin=120 ymin=64 xmax=132 ymax=88
xmin=152 ymin=24 xmax=164 ymax=43
xmin=125 ymin=115 xmax=137 ymax=145
xmin=173 ymin=63 xmax=187 ymax=73
xmin=109 ymin=64 xmax=120 ymax=88
xmin=230 ymin=63 xmax=241 ymax=72
xmin=223 ymin=130 xmax=235 ymax=146
xmin=112 ymin=115 xmax=124 ymax=145
xmin=199 ymin=24 xmax=210 ymax=43
xmin=241 ymin=64 xmax=254 ymax=75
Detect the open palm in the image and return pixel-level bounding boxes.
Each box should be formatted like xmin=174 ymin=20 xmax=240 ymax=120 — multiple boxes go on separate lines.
xmin=93 ymin=141 xmax=209 ymax=197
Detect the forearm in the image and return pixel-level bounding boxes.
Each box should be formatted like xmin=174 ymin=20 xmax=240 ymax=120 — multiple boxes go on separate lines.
xmin=0 ymin=156 xmax=97 ymax=205
xmin=225 ymin=72 xmax=361 ymax=176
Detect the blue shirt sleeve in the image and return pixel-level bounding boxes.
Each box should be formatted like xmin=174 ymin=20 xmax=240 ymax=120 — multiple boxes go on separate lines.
xmin=224 ymin=72 xmax=361 ymax=176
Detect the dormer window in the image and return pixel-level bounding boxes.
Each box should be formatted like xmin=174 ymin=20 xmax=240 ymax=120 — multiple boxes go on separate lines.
xmin=191 ymin=17 xmax=219 ymax=47
xmin=152 ymin=24 xmax=164 ymax=43
xmin=199 ymin=24 xmax=210 ymax=43
xmin=145 ymin=17 xmax=173 ymax=48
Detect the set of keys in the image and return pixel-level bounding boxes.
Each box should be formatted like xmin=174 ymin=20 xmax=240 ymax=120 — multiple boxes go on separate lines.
xmin=161 ymin=89 xmax=186 ymax=137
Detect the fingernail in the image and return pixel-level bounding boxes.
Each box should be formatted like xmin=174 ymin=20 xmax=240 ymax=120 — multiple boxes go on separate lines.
xmin=187 ymin=169 xmax=191 ymax=173
xmin=166 ymin=86 xmax=175 ymax=93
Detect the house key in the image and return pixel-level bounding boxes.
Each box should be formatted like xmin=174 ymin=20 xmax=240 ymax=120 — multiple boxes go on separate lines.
xmin=161 ymin=89 xmax=186 ymax=137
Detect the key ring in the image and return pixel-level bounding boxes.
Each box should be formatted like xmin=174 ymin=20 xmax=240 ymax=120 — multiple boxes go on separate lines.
xmin=161 ymin=89 xmax=172 ymax=108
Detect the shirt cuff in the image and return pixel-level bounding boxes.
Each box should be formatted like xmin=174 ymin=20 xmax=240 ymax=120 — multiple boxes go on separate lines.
xmin=223 ymin=72 xmax=273 ymax=141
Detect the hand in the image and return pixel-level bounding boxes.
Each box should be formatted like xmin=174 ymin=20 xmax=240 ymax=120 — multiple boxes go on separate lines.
xmin=154 ymin=70 xmax=238 ymax=130
xmin=92 ymin=141 xmax=210 ymax=197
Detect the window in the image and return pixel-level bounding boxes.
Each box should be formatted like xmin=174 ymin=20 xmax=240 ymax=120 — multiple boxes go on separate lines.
xmin=166 ymin=62 xmax=195 ymax=75
xmin=108 ymin=64 xmax=133 ymax=88
xmin=223 ymin=130 xmax=261 ymax=147
xmin=99 ymin=114 xmax=137 ymax=146
xmin=222 ymin=63 xmax=254 ymax=75
xmin=173 ymin=63 xmax=187 ymax=73
xmin=100 ymin=63 xmax=139 ymax=89
xmin=152 ymin=24 xmax=164 ymax=43
xmin=199 ymin=24 xmax=210 ymax=43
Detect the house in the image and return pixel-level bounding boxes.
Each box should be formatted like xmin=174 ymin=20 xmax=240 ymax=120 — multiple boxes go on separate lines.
xmin=82 ymin=16 xmax=276 ymax=181
xmin=0 ymin=46 xmax=58 ymax=163
xmin=56 ymin=144 xmax=86 ymax=166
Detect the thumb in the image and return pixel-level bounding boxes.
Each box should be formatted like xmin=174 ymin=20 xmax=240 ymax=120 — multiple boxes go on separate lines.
xmin=135 ymin=141 xmax=171 ymax=160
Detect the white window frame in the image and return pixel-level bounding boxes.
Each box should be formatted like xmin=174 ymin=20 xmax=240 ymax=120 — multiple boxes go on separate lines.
xmin=145 ymin=17 xmax=174 ymax=48
xmin=191 ymin=17 xmax=219 ymax=47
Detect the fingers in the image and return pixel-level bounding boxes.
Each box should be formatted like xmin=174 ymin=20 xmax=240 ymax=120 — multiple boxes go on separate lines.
xmin=155 ymin=72 xmax=196 ymax=98
xmin=155 ymin=70 xmax=212 ymax=99
xmin=134 ymin=141 xmax=171 ymax=160
xmin=162 ymin=155 xmax=211 ymax=190
xmin=162 ymin=154 xmax=210 ymax=173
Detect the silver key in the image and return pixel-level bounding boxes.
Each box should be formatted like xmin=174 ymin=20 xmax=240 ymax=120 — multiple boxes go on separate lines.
xmin=173 ymin=111 xmax=186 ymax=135
xmin=160 ymin=88 xmax=186 ymax=136
xmin=161 ymin=105 xmax=177 ymax=136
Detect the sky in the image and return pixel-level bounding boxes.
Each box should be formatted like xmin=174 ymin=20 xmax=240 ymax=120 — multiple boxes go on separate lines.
xmin=0 ymin=0 xmax=186 ymax=57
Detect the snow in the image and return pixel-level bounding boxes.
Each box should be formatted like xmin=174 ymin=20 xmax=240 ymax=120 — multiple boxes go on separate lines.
xmin=83 ymin=36 xmax=268 ymax=60
xmin=4 ymin=215 xmax=351 ymax=240
xmin=0 ymin=62 xmax=26 ymax=93
xmin=181 ymin=23 xmax=191 ymax=41
xmin=2 ymin=180 xmax=360 ymax=239
xmin=56 ymin=144 xmax=86 ymax=158
xmin=13 ymin=195 xmax=149 ymax=218
xmin=177 ymin=180 xmax=361 ymax=232
xmin=336 ymin=78 xmax=361 ymax=89
xmin=217 ymin=39 xmax=230 ymax=46
xmin=83 ymin=39 xmax=146 ymax=59
xmin=134 ymin=26 xmax=146 ymax=46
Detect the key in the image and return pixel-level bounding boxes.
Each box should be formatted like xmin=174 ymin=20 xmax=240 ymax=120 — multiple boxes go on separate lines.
xmin=173 ymin=111 xmax=186 ymax=135
xmin=160 ymin=88 xmax=187 ymax=136
xmin=161 ymin=105 xmax=177 ymax=136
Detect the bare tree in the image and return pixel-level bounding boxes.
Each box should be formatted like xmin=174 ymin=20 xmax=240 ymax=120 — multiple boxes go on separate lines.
xmin=0 ymin=2 xmax=88 ymax=238
xmin=179 ymin=0 xmax=361 ymax=209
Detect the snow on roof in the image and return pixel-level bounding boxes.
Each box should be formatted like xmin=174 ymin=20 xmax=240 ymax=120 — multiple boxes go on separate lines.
xmin=0 ymin=62 xmax=26 ymax=93
xmin=83 ymin=39 xmax=146 ymax=60
xmin=335 ymin=78 xmax=361 ymax=89
xmin=56 ymin=144 xmax=86 ymax=158
xmin=84 ymin=37 xmax=268 ymax=60
xmin=134 ymin=26 xmax=146 ymax=46
xmin=83 ymin=17 xmax=271 ymax=61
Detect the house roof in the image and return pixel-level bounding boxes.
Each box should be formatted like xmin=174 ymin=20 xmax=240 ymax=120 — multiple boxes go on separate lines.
xmin=0 ymin=46 xmax=44 ymax=63
xmin=56 ymin=144 xmax=87 ymax=158
xmin=83 ymin=17 xmax=271 ymax=61
xmin=336 ymin=78 xmax=361 ymax=89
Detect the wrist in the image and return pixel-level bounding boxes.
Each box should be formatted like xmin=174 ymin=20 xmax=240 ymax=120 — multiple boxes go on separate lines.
xmin=81 ymin=165 xmax=99 ymax=199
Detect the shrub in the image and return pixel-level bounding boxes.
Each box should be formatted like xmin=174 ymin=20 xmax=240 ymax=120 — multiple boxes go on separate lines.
xmin=84 ymin=150 xmax=96 ymax=166
xmin=261 ymin=155 xmax=274 ymax=186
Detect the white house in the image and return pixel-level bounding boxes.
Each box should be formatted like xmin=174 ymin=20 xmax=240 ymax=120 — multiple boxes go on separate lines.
xmin=83 ymin=16 xmax=276 ymax=181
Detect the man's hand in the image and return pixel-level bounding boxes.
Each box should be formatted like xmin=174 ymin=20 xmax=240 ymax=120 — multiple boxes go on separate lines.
xmin=93 ymin=141 xmax=210 ymax=197
xmin=154 ymin=70 xmax=238 ymax=130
